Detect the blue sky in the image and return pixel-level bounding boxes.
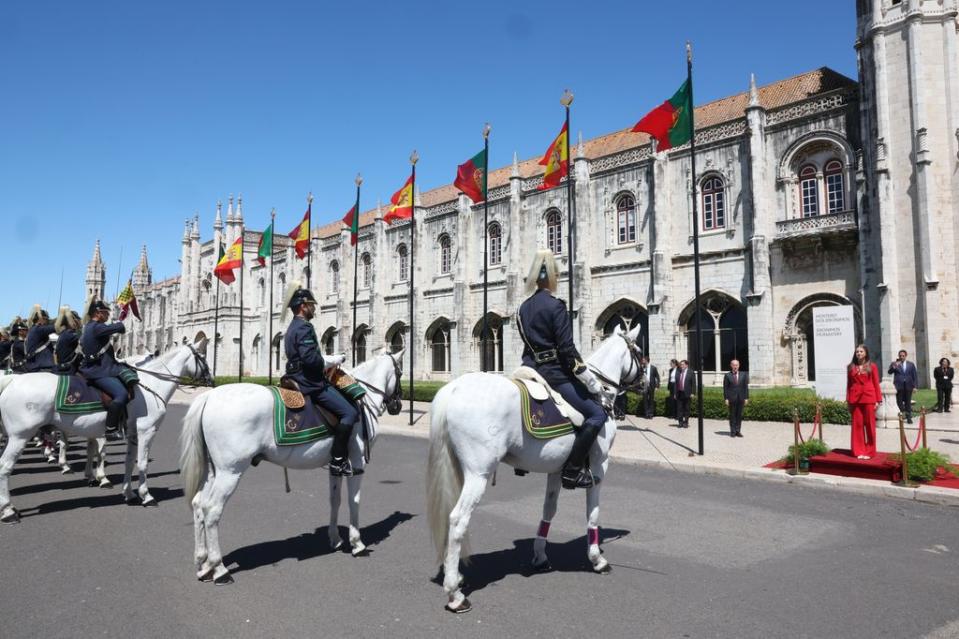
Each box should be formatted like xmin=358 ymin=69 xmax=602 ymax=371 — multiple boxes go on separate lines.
xmin=0 ymin=0 xmax=858 ymax=322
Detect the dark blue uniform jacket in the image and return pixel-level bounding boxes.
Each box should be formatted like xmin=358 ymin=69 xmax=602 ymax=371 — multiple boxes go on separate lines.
xmin=517 ymin=288 xmax=586 ymax=387
xmin=56 ymin=329 xmax=81 ymax=374
xmin=79 ymin=321 xmax=126 ymax=380
xmin=284 ymin=316 xmax=327 ymax=394
xmin=0 ymin=340 xmax=12 ymax=369
xmin=23 ymin=324 xmax=56 ymax=372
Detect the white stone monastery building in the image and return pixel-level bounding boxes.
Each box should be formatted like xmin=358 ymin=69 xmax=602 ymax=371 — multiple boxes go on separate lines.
xmin=84 ymin=1 xmax=959 ymax=387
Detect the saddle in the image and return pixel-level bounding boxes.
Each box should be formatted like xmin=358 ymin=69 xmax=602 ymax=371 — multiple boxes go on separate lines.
xmin=511 ymin=367 xmax=585 ymax=426
xmin=55 ymin=374 xmax=110 ymax=414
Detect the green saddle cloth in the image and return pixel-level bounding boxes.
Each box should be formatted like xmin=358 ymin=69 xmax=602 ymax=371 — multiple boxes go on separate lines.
xmin=270 ymin=387 xmax=333 ymax=446
xmin=512 ymin=380 xmax=574 ymax=440
xmin=55 ymin=374 xmax=106 ymax=415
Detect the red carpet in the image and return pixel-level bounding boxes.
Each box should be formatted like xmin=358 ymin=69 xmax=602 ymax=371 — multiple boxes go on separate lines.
xmin=765 ymin=449 xmax=959 ymax=489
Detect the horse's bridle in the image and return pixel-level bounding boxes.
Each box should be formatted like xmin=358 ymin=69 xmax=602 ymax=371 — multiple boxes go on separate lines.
xmin=357 ymin=354 xmax=404 ymax=416
xmin=588 ymin=333 xmax=646 ymax=395
xmin=126 ymin=344 xmax=215 ymax=388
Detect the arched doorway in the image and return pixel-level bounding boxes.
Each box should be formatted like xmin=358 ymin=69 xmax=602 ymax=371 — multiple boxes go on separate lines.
xmin=679 ymin=292 xmax=748 ymax=374
xmin=321 ymin=327 xmax=337 ymax=356
xmin=595 ymin=299 xmax=649 ymax=355
xmin=473 ymin=313 xmax=504 ymax=373
xmin=386 ymin=321 xmax=406 ymax=354
xmin=272 ymin=333 xmax=283 ymax=371
xmin=426 ymin=317 xmax=452 ymax=373
xmin=784 ymin=294 xmax=862 ymax=385
xmin=353 ymin=324 xmax=370 ymax=365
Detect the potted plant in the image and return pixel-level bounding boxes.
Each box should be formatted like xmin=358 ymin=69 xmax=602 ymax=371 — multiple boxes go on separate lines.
xmin=785 ymin=439 xmax=830 ymax=471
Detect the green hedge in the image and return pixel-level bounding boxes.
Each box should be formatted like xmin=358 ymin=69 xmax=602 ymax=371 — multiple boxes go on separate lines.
xmin=214 ymin=376 xmax=272 ymax=386
xmin=401 ymin=381 xmax=446 ymax=403
xmin=623 ymin=387 xmax=853 ymax=425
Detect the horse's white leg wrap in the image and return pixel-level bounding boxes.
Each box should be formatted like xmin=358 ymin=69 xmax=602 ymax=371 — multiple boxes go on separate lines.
xmin=444 ymin=473 xmax=487 ymax=609
xmin=57 ymin=434 xmax=71 ymax=474
xmin=585 ymin=484 xmax=610 ymax=573
xmin=122 ymin=436 xmax=137 ymax=501
xmin=94 ymin=438 xmax=110 ymax=488
xmin=203 ymin=469 xmax=244 ymax=580
xmin=0 ymin=435 xmax=27 ymax=516
xmin=533 ymin=473 xmax=561 ymax=568
xmin=346 ymin=474 xmax=365 ymax=556
xmin=192 ymin=482 xmax=212 ymax=577
xmin=328 ymin=474 xmax=343 ymax=550
xmin=135 ymin=427 xmax=158 ymax=505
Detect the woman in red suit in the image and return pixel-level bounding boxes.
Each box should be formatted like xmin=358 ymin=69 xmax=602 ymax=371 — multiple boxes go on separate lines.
xmin=846 ymin=344 xmax=882 ymax=459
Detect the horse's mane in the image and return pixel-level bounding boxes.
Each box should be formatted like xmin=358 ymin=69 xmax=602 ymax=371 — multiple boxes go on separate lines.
xmin=137 ymin=344 xmax=191 ymax=373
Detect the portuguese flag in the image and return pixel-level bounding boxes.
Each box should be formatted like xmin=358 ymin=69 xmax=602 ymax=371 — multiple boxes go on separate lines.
xmin=632 ymin=79 xmax=692 ymax=151
xmin=384 ymin=174 xmax=414 ymax=225
xmin=538 ymin=122 xmax=568 ymax=190
xmin=214 ymin=237 xmax=243 ymax=285
xmin=288 ymin=204 xmax=311 ymax=259
xmin=454 ymin=149 xmax=487 ymax=204
xmin=256 ymin=220 xmax=273 ymax=267
xmin=342 ymin=205 xmax=359 ymax=246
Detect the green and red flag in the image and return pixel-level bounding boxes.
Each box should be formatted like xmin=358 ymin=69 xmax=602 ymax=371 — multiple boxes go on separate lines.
xmin=214 ymin=237 xmax=243 ymax=285
xmin=384 ymin=175 xmax=414 ymax=225
xmin=632 ymin=79 xmax=692 ymax=151
xmin=538 ymin=122 xmax=569 ymax=190
xmin=288 ymin=204 xmax=311 ymax=259
xmin=116 ymin=279 xmax=140 ymax=321
xmin=256 ymin=220 xmax=274 ymax=267
xmin=342 ymin=205 xmax=359 ymax=245
xmin=454 ymin=149 xmax=487 ymax=204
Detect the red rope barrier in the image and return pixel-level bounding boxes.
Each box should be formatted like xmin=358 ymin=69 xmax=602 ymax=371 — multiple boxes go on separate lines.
xmin=903 ymin=415 xmax=925 ymax=453
xmin=797 ymin=418 xmax=818 ymax=444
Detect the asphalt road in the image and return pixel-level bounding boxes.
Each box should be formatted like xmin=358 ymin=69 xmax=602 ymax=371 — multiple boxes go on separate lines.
xmin=2 ymin=402 xmax=958 ymax=639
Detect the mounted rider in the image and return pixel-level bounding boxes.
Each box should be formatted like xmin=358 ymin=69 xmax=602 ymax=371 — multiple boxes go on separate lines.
xmin=517 ymin=250 xmax=610 ymax=489
xmin=54 ymin=306 xmax=83 ymax=375
xmin=80 ymin=297 xmax=139 ymax=441
xmin=282 ymin=283 xmax=359 ymax=477
xmin=23 ymin=305 xmax=56 ymax=373
xmin=0 ymin=327 xmax=11 ymax=372
xmin=8 ymin=317 xmax=28 ymax=372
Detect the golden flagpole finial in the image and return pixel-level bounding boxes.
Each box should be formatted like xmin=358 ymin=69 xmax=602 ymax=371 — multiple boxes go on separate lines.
xmin=560 ymin=89 xmax=574 ymax=107
xmin=410 ymin=149 xmax=419 ymax=165
xmin=483 ymin=122 xmax=492 ymax=139
xmin=355 ymin=173 xmax=363 ymax=187
xmin=686 ymin=41 xmax=692 ymax=63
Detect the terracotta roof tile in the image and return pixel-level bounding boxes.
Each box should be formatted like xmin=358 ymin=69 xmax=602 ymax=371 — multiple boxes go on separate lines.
xmin=317 ymin=67 xmax=854 ymax=239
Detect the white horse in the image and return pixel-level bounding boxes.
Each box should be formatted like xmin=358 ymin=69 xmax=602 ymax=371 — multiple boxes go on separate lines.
xmin=179 ymin=348 xmax=404 ymax=585
xmin=0 ymin=339 xmax=212 ymax=522
xmin=427 ymin=324 xmax=643 ymax=613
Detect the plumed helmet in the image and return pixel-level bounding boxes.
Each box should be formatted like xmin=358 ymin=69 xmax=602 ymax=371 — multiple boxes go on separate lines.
xmin=27 ymin=304 xmax=49 ymax=327
xmin=524 ymin=249 xmax=559 ymax=294
xmin=54 ymin=305 xmax=81 ymax=333
xmin=84 ymin=297 xmax=110 ymax=323
xmin=9 ymin=317 xmax=27 ymax=334
xmin=281 ymin=280 xmax=315 ymax=321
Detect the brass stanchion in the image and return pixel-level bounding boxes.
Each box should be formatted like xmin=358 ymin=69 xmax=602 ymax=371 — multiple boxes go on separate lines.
xmin=920 ymin=406 xmax=927 ymax=449
xmin=787 ymin=407 xmax=807 ymax=476
xmin=895 ymin=412 xmax=912 ymax=487
xmin=816 ymin=403 xmax=825 ymax=443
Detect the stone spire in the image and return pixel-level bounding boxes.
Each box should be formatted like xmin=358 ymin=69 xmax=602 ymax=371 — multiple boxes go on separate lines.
xmin=133 ymin=244 xmax=151 ymax=289
xmin=748 ymin=73 xmax=760 ymax=108
xmin=191 ymin=214 xmax=200 ymax=239
xmin=226 ymin=194 xmax=235 ymax=223
xmin=512 ymin=151 xmax=520 ymax=177
xmin=235 ymin=194 xmax=244 ymax=224
xmin=85 ymin=239 xmax=107 ymax=302
xmin=182 ymin=218 xmax=191 ymax=242
xmin=214 ymin=200 xmax=223 ymax=232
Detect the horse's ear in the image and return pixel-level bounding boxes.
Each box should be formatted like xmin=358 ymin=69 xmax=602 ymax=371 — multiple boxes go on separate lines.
xmin=612 ymin=324 xmax=624 ymax=336
xmin=390 ymin=348 xmax=405 ymax=362
xmin=627 ymin=323 xmax=642 ymax=342
xmin=195 ymin=337 xmax=209 ymax=354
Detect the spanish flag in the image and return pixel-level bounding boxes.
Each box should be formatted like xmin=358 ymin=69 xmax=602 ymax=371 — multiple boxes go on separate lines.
xmin=117 ymin=279 xmax=141 ymax=321
xmin=384 ymin=175 xmax=414 ymax=225
xmin=288 ymin=203 xmax=311 ymax=259
xmin=538 ymin=121 xmax=568 ymax=190
xmin=214 ymin=237 xmax=243 ymax=285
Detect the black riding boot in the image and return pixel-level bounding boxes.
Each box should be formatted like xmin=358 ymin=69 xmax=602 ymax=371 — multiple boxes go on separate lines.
xmin=561 ymin=425 xmax=600 ymax=490
xmin=104 ymin=403 xmax=125 ymax=442
xmin=328 ymin=422 xmax=354 ymax=477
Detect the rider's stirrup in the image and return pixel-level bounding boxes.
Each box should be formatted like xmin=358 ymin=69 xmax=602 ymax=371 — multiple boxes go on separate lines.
xmin=561 ymin=466 xmax=598 ymax=490
xmin=329 ymin=457 xmax=354 ymax=477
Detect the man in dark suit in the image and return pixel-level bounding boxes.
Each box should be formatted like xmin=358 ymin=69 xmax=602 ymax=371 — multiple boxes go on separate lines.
xmin=638 ymin=355 xmax=660 ymax=419
xmin=665 ymin=359 xmax=678 ymax=419
xmin=723 ymin=359 xmax=749 ymax=438
xmin=673 ymin=359 xmax=695 ymax=428
xmin=888 ymin=349 xmax=919 ymax=424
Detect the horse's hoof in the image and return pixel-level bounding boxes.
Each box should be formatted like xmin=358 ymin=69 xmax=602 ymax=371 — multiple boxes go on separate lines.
xmin=214 ymin=573 xmax=234 ymax=586
xmin=531 ymin=559 xmax=553 ymax=573
xmin=351 ymin=545 xmax=369 ymax=557
xmin=1 ymin=508 xmax=21 ymax=524
xmin=87 ymin=478 xmax=99 ymax=487
xmin=61 ymin=467 xmax=73 ymax=475
xmin=593 ymin=562 xmax=612 ymax=575
xmin=124 ymin=495 xmax=139 ymax=506
xmin=98 ymin=479 xmax=112 ymax=489
xmin=330 ymin=539 xmax=344 ymax=552
xmin=445 ymin=598 xmax=472 ymax=614
xmin=197 ymin=567 xmax=215 ymax=582
xmin=141 ymin=496 xmax=158 ymax=507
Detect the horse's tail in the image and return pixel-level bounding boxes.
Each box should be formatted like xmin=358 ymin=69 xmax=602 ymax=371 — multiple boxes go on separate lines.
xmin=179 ymin=392 xmax=210 ymax=507
xmin=427 ymin=383 xmax=467 ymax=565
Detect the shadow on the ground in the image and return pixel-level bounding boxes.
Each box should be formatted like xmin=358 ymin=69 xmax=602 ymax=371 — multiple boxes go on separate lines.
xmin=11 ymin=469 xmax=179 ymax=497
xmin=19 ymin=485 xmax=183 ymax=518
xmin=224 ymin=510 xmax=415 ymax=575
xmin=430 ymin=527 xmax=635 ymax=596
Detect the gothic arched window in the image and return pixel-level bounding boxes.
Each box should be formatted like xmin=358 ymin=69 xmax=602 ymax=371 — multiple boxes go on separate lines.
xmin=438 ymin=234 xmax=452 ymax=275
xmin=824 ymin=159 xmax=845 ymax=214
xmin=397 ymin=244 xmax=409 ymax=282
xmin=546 ymin=209 xmax=563 ymax=255
xmin=361 ymin=252 xmax=372 ymax=288
xmin=428 ymin=319 xmax=451 ymax=372
xmin=616 ymin=195 xmax=637 ymax=244
xmin=487 ymin=222 xmax=502 ymax=266
xmin=799 ymin=165 xmax=819 ymax=218
xmin=329 ymin=261 xmax=339 ymax=294
xmin=701 ymin=176 xmax=726 ymax=231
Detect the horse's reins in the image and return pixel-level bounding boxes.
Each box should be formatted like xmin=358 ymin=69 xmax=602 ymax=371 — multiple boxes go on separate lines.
xmin=125 ymin=345 xmax=214 ymax=389
xmin=588 ymin=333 xmax=646 ymax=394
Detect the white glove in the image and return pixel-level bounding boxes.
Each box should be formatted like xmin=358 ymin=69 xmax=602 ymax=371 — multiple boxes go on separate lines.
xmin=576 ymin=367 xmax=604 ymax=397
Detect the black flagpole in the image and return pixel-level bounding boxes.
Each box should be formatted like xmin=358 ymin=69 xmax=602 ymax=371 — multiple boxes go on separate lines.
xmin=409 ymin=150 xmax=418 ymax=426
xmin=213 ymin=270 xmax=220 ymax=383
xmin=306 ymin=192 xmax=313 ymax=290
xmin=268 ymin=209 xmax=275 ymax=385
xmin=239 ymin=227 xmax=244 ymax=383
xmin=687 ymin=42 xmax=705 ymax=456
xmin=351 ymin=175 xmax=362 ymax=367
xmin=562 ymin=90 xmax=576 ymax=321
xmin=481 ymin=123 xmax=491 ymax=371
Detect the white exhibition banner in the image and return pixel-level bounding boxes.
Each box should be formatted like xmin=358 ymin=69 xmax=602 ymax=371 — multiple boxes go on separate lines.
xmin=812 ymin=305 xmax=856 ymax=402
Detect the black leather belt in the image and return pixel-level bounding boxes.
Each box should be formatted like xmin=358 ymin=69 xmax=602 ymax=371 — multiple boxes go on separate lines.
xmin=533 ymin=349 xmax=558 ymax=364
